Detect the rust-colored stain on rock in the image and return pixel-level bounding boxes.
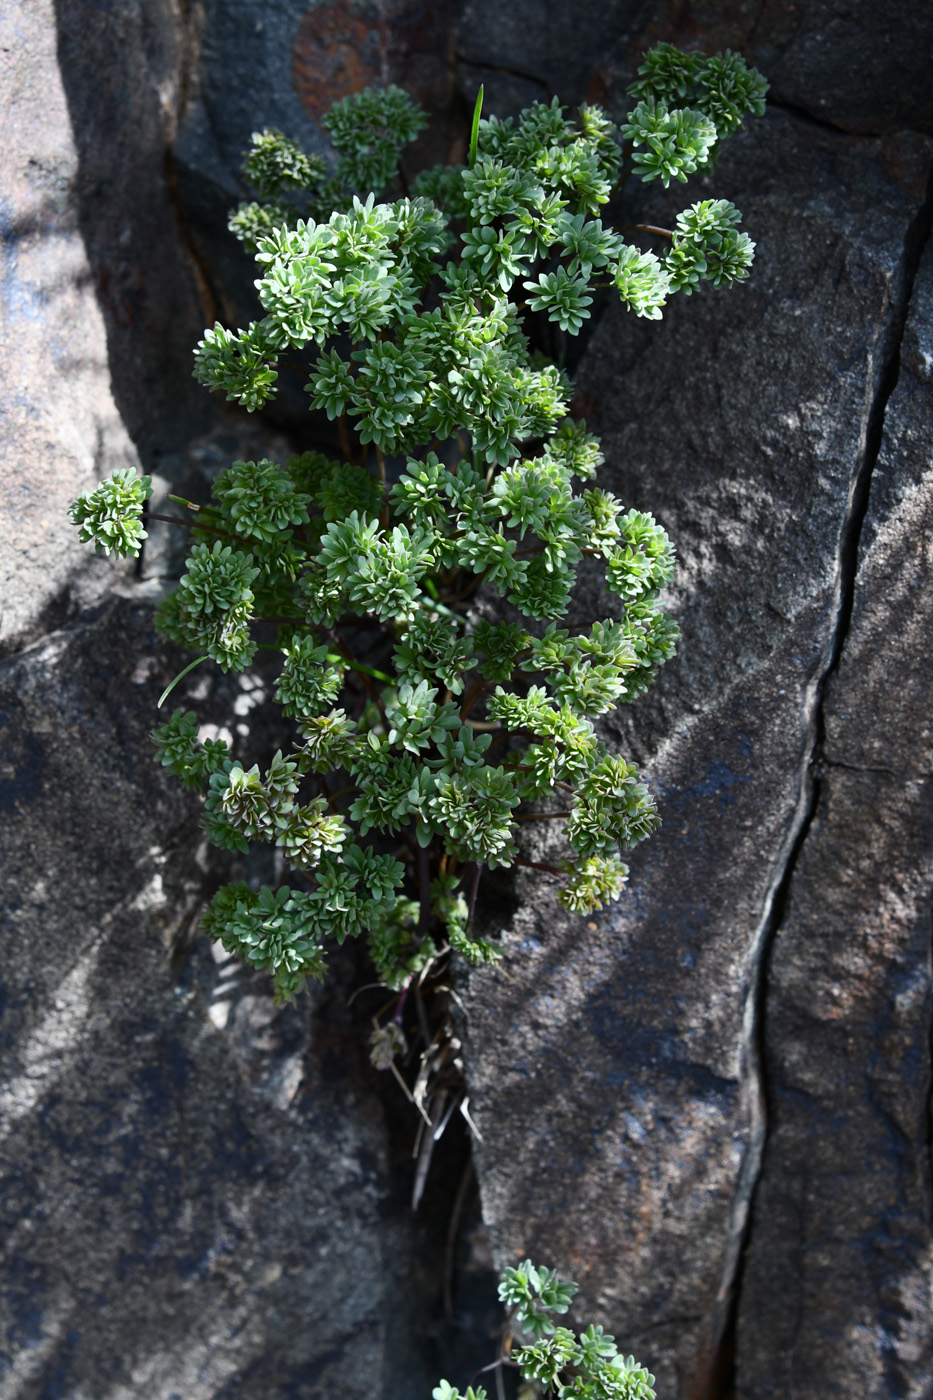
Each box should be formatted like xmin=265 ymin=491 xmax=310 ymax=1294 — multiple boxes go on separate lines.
xmin=292 ymin=5 xmax=382 ymax=114
xmin=292 ymin=0 xmax=465 ymax=164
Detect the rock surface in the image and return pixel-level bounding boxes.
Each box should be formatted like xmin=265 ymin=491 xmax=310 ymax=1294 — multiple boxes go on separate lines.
xmin=0 ymin=0 xmax=138 ymax=650
xmin=734 ymin=241 xmax=933 ymax=1399
xmin=460 ymin=96 xmax=933 ymax=1396
xmin=4 ymin=1 xmax=933 ymax=1398
xmin=1 ymin=4 xmax=497 ymax=1397
xmin=0 ymin=601 xmax=405 ymax=1399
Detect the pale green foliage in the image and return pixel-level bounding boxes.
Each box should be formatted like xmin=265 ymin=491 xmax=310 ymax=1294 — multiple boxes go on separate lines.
xmin=436 ymin=1260 xmax=655 ymax=1400
xmin=628 ymin=43 xmax=768 ymax=152
xmin=664 ymin=198 xmax=755 ymax=292
xmin=69 ymin=469 xmax=152 ymax=557
xmin=72 ymin=46 xmax=766 ymax=1001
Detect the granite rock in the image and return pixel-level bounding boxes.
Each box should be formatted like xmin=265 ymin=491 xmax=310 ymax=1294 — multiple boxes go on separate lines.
xmin=459 ymin=102 xmax=933 ymax=1399
xmin=0 ymin=5 xmax=497 ymax=1396
xmin=0 ymin=0 xmax=138 ymax=651
xmin=6 ymin=1 xmax=933 ymax=1396
xmin=457 ymin=0 xmax=933 ymax=135
xmin=734 ymin=242 xmax=933 ymax=1400
xmin=0 ymin=600 xmax=400 ymax=1399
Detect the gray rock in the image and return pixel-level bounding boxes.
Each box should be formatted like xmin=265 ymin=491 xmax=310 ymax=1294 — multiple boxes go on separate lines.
xmin=1 ymin=4 xmax=502 ymax=1395
xmin=734 ymin=242 xmax=933 ymax=1399
xmin=0 ymin=0 xmax=138 ymax=651
xmin=52 ymin=0 xmax=209 ymax=459
xmin=457 ymin=0 xmax=933 ymax=135
xmin=8 ymin=0 xmax=933 ymax=1396
xmin=459 ymin=107 xmax=933 ymax=1396
xmin=0 ymin=600 xmax=399 ymax=1399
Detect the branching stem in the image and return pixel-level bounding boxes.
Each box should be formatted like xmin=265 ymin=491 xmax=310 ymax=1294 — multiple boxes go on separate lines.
xmin=147 ymin=511 xmax=244 ymax=542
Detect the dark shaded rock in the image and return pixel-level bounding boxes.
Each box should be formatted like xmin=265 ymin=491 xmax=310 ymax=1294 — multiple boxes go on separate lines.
xmin=638 ymin=0 xmax=933 ymax=137
xmin=52 ymin=0 xmax=211 ymax=461
xmin=8 ymin=0 xmax=933 ymax=1396
xmin=0 ymin=600 xmax=395 ymax=1398
xmin=459 ymin=108 xmax=933 ymax=1397
xmin=734 ymin=243 xmax=933 ymax=1399
xmin=457 ymin=0 xmax=933 ymax=137
xmin=171 ymin=0 xmax=468 ymax=427
xmin=456 ymin=0 xmax=644 ymax=115
xmin=2 ymin=4 xmax=505 ymax=1395
xmin=0 ymin=595 xmax=503 ymax=1398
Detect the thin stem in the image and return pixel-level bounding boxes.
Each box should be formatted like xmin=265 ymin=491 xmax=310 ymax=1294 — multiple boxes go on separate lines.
xmin=515 ymin=857 xmax=563 ymax=877
xmin=443 ymin=1157 xmax=475 ymax=1322
xmin=514 ymin=810 xmax=572 ymax=822
xmin=619 ymin=222 xmax=674 ymax=239
xmin=467 ymin=862 xmax=483 ymax=932
xmin=146 ymin=511 xmax=244 ymax=542
xmin=417 ymin=837 xmax=431 ymax=936
xmin=317 ymin=773 xmax=338 ymax=816
xmin=338 ymin=413 xmax=355 ymax=466
xmin=468 ymin=84 xmax=484 ymax=169
xmin=413 ymin=979 xmax=432 ymax=1049
xmin=610 ymin=141 xmax=635 ymax=195
xmin=376 ymin=446 xmax=389 ymax=528
xmin=459 ymin=675 xmax=490 ymax=722
xmin=326 ymin=629 xmax=389 ymax=720
xmin=157 ymin=654 xmax=208 ymax=708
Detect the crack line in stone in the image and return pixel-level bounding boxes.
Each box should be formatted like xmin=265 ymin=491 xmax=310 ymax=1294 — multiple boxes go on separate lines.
xmin=918 ymin=896 xmax=924 ymax=1226
xmin=765 ymin=94 xmax=874 ymax=138
xmin=454 ymin=52 xmax=551 ymax=96
xmin=699 ymin=156 xmax=933 ymax=1400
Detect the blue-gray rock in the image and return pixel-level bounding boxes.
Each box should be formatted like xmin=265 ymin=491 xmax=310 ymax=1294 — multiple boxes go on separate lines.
xmin=7 ymin=0 xmax=933 ymax=1396
xmin=0 ymin=600 xmax=399 ymax=1398
xmin=459 ymin=100 xmax=933 ymax=1400
xmin=734 ymin=240 xmax=933 ymax=1400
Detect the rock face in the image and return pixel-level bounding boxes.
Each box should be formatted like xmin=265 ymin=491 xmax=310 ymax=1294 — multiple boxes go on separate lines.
xmin=1 ymin=3 xmax=496 ymax=1397
xmin=0 ymin=601 xmax=401 ymax=1399
xmin=3 ymin=1 xmax=933 ymax=1398
xmin=452 ymin=5 xmax=933 ymax=1399
xmin=734 ymin=241 xmax=933 ymax=1399
xmin=0 ymin=0 xmax=137 ymax=650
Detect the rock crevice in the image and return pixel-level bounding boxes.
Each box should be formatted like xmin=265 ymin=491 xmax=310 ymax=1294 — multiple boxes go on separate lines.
xmin=713 ymin=154 xmax=933 ymax=1397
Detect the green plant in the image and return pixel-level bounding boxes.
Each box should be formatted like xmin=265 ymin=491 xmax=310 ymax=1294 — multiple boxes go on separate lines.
xmin=70 ymin=45 xmax=767 ymax=1005
xmin=435 ymin=1259 xmax=655 ymax=1400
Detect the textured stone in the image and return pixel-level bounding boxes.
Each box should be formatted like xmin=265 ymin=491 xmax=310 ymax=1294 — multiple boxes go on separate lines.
xmin=51 ymin=0 xmax=212 ymax=458
xmin=457 ymin=0 xmax=933 ymax=136
xmin=172 ymin=0 xmax=466 ymax=389
xmin=459 ymin=107 xmax=933 ymax=1397
xmin=0 ymin=600 xmax=401 ymax=1399
xmin=636 ymin=0 xmax=933 ymax=137
xmin=8 ymin=1 xmax=933 ymax=1396
xmin=734 ymin=245 xmax=933 ymax=1399
xmin=0 ymin=0 xmax=138 ymax=650
xmin=1 ymin=6 xmax=509 ymax=1394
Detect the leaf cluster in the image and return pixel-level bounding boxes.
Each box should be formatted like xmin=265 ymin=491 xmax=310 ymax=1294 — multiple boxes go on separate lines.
xmin=70 ymin=46 xmax=766 ymax=1001
xmin=436 ymin=1260 xmax=655 ymax=1400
